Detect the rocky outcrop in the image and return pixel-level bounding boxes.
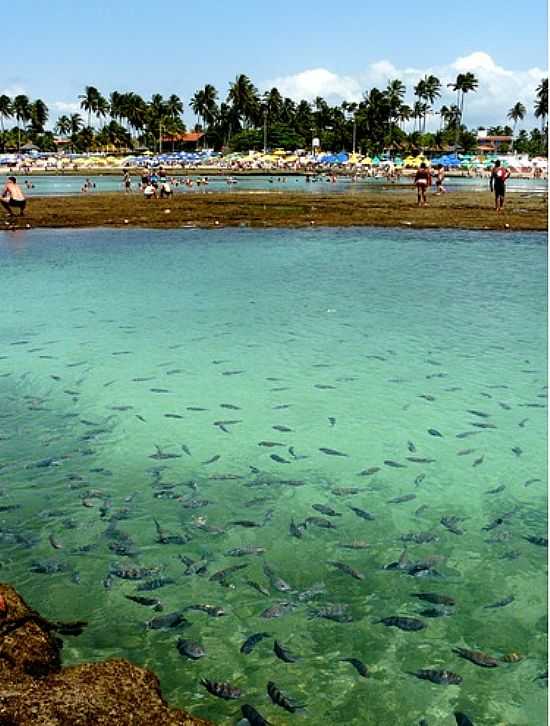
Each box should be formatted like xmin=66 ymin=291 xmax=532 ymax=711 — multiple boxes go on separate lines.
xmin=0 ymin=584 xmax=213 ymax=726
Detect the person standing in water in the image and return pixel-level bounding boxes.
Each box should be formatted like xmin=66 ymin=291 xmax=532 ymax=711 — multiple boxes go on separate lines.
xmin=490 ymin=160 xmax=511 ymax=213
xmin=435 ymin=164 xmax=447 ymax=195
xmin=414 ymin=163 xmax=431 ymax=207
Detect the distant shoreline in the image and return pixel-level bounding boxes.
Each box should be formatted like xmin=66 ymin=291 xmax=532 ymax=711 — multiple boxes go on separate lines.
xmin=2 ymin=167 xmax=544 ymax=180
xmin=1 ymin=190 xmax=546 ymax=232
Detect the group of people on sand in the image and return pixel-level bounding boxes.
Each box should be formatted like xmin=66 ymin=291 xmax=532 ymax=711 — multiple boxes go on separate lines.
xmin=414 ymin=159 xmax=511 ymax=212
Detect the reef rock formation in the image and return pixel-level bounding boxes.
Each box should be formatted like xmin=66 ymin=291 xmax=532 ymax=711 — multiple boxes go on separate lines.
xmin=0 ymin=584 xmax=213 ymax=725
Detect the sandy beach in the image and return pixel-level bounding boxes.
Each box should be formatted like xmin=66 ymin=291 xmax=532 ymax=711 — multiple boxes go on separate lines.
xmin=3 ymin=189 xmax=546 ymax=231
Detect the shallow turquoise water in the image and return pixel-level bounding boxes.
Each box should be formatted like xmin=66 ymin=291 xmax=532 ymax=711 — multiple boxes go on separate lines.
xmin=0 ymin=226 xmax=547 ymax=725
xmin=18 ymin=173 xmax=549 ymax=196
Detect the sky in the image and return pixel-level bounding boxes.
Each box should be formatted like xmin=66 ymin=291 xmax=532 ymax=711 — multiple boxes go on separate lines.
xmin=4 ymin=0 xmax=548 ymax=131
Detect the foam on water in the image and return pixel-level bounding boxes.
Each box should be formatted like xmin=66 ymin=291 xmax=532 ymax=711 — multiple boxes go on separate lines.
xmin=0 ymin=226 xmax=547 ymax=725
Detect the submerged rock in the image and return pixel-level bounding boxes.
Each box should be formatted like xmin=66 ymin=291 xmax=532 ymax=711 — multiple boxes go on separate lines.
xmin=0 ymin=583 xmax=213 ymax=725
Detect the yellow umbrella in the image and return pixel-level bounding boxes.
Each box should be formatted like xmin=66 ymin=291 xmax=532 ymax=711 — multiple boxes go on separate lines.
xmin=361 ymin=156 xmax=372 ymax=165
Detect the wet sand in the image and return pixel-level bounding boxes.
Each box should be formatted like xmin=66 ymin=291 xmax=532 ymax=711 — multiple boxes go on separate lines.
xmin=2 ymin=190 xmax=547 ymax=231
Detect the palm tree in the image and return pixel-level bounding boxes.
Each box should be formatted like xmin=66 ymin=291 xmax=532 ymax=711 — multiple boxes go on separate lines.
xmin=96 ymin=96 xmax=110 ymax=127
xmin=507 ymin=102 xmax=526 ymax=146
xmin=191 ymin=86 xmax=218 ymax=147
xmin=227 ymin=74 xmax=259 ymax=129
xmin=30 ymin=99 xmax=49 ymax=132
xmin=55 ymin=115 xmax=72 ymax=136
xmin=70 ymin=113 xmax=84 ymax=134
xmin=166 ymin=94 xmax=184 ymax=120
xmin=0 ymin=95 xmax=12 ymax=150
xmin=449 ymin=73 xmax=478 ymax=124
xmin=13 ymin=94 xmax=31 ymax=151
xmin=79 ymin=86 xmax=100 ymax=127
xmin=534 ymin=78 xmax=547 ymax=130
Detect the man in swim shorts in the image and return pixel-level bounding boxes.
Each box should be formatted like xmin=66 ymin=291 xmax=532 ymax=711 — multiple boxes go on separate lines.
xmin=1 ymin=176 xmax=26 ymax=217
xmin=490 ymin=160 xmax=511 ymax=213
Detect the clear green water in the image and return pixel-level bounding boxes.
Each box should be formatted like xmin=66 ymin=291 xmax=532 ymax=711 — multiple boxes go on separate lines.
xmin=0 ymin=226 xmax=547 ymax=726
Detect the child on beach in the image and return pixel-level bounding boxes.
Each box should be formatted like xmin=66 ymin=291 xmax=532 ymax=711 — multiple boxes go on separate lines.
xmin=414 ymin=163 xmax=431 ymax=207
xmin=435 ymin=164 xmax=446 ymax=194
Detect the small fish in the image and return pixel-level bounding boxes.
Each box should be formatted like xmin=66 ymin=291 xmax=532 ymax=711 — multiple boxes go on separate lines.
xmin=226 ymin=546 xmax=266 ymax=557
xmin=125 ymin=595 xmax=163 ymax=611
xmin=270 ymin=454 xmax=290 ymax=464
xmin=518 ymin=418 xmax=528 ymax=427
xmin=201 ymin=455 xmax=220 ymax=465
xmin=240 ymin=632 xmax=271 ymax=654
xmin=273 ymin=425 xmax=292 ymax=432
xmin=331 ymin=487 xmax=361 ymax=496
xmin=241 ymin=704 xmax=271 ymax=726
xmin=146 ymin=612 xmax=188 ymax=630
xmin=136 ymin=577 xmax=176 ymax=591
xmin=314 ymin=384 xmax=335 ymax=389
xmin=267 ymin=681 xmax=304 ymax=713
xmin=164 ymin=413 xmax=184 ymax=419
xmin=407 ymin=441 xmax=416 ymax=452
xmin=484 ymin=595 xmax=514 ymax=609
xmin=428 ymin=429 xmax=443 ymax=437
xmin=246 ymin=580 xmax=270 ymax=597
xmin=388 ymin=493 xmax=416 ymax=504
xmin=411 ymin=592 xmax=455 ymax=606
xmin=524 ymin=478 xmax=541 ymax=487
xmin=378 ymin=616 xmax=426 ymax=631
xmin=349 ymin=506 xmax=375 ymax=521
xmin=319 ymin=447 xmax=348 ymax=457
xmin=327 ymin=561 xmax=364 ymax=581
xmin=472 ymin=456 xmax=484 ymax=467
xmin=419 ymin=607 xmax=453 ymax=618
xmin=177 ymin=638 xmax=206 ymax=660
xmin=209 ymin=564 xmax=248 ymax=583
xmin=457 ymin=448 xmax=475 ymax=456
xmin=288 ymin=446 xmax=308 ymax=459
xmin=305 ymin=516 xmax=336 ymax=529
xmin=407 ymin=457 xmax=435 ymax=464
xmin=338 ymin=541 xmax=370 ymax=550
xmin=180 ymin=444 xmax=191 ymax=456
xmin=150 ymin=388 xmax=170 ymax=393
xmin=185 ymin=604 xmax=225 ymax=617
xmin=358 ymin=466 xmax=381 ymax=476
xmin=523 ymin=535 xmax=548 ymax=547
xmin=220 ymin=403 xmax=240 ymax=409
xmin=384 ymin=460 xmax=406 ymax=468
xmin=486 ymin=484 xmax=505 ymax=494
xmin=441 ymin=516 xmax=464 ymax=535
xmin=328 ymin=417 xmax=336 ymax=426
xmin=411 ymin=669 xmax=463 ymax=685
xmin=273 ymin=639 xmax=300 ymax=663
xmin=452 ymin=647 xmax=499 ymax=668
xmin=289 ymin=519 xmax=306 ymax=539
xmin=308 ymin=604 xmax=352 ymax=623
xmin=455 ymin=713 xmax=474 ymax=726
xmin=312 ymin=504 xmax=341 ymax=517
xmin=467 ymin=409 xmax=490 ymax=418
xmin=260 ymin=602 xmax=294 ymax=619
xmin=258 ymin=441 xmax=285 ymax=447
xmin=500 ymin=652 xmax=524 ymax=663
xmin=200 ymin=678 xmax=242 ymax=700
xmin=48 ymin=534 xmax=63 ymax=550
xmin=456 ymin=431 xmax=481 ymax=439
xmin=340 ymin=657 xmax=368 ymax=677
xmin=229 ymin=519 xmax=262 ymax=528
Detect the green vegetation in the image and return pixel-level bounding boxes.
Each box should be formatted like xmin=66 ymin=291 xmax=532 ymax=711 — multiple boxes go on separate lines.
xmin=0 ymin=75 xmax=547 ymax=156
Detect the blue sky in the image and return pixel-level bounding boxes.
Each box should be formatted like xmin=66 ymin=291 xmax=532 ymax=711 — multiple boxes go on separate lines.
xmin=4 ymin=0 xmax=548 ymax=129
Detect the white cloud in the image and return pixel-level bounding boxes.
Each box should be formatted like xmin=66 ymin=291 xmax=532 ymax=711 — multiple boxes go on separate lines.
xmin=50 ymin=101 xmax=80 ymax=115
xmin=265 ymin=68 xmax=363 ymax=104
xmin=263 ymin=51 xmax=547 ymax=129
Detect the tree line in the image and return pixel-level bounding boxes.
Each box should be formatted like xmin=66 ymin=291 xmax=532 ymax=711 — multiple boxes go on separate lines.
xmin=0 ymin=75 xmax=547 ymax=156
